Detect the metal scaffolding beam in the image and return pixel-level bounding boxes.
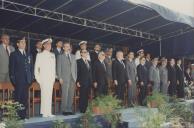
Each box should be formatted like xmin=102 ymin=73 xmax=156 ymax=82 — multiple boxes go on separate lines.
xmin=0 ymin=0 xmax=161 ymax=41
xmin=162 ymin=27 xmax=194 ymax=40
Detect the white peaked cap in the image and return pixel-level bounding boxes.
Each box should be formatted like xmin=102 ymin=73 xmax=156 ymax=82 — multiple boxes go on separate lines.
xmin=79 ymin=41 xmax=87 ymax=46
xmin=41 ymin=38 xmax=52 ymax=45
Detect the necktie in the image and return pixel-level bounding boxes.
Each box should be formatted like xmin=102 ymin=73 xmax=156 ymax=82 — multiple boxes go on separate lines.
xmin=120 ymin=60 xmax=125 ymax=68
xmin=67 ymin=54 xmax=71 ymax=64
xmin=5 ymin=46 xmax=9 ymax=56
xmin=23 ymin=51 xmax=26 ymax=56
xmin=102 ymin=61 xmax=106 ymax=71
xmin=85 ymin=60 xmax=90 ymax=69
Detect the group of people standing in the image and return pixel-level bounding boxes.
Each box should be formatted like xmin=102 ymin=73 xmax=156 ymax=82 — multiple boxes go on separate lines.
xmin=0 ymin=34 xmax=192 ymax=120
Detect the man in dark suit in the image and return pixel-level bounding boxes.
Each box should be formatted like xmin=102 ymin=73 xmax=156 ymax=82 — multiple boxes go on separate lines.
xmin=112 ymin=51 xmax=128 ymax=100
xmin=167 ymin=58 xmax=177 ymax=97
xmin=32 ymin=40 xmax=42 ymax=64
xmin=176 ymin=59 xmax=184 ymax=98
xmin=137 ymin=57 xmax=149 ymax=106
xmin=53 ymin=40 xmax=63 ymax=58
xmin=77 ymin=49 xmax=92 ymax=113
xmin=93 ymin=51 xmax=108 ymax=96
xmin=9 ymin=37 xmax=34 ymax=119
xmin=145 ymin=53 xmax=152 ymax=70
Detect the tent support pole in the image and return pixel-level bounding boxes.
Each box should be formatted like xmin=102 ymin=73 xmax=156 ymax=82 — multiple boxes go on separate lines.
xmin=27 ymin=32 xmax=30 ymax=53
xmin=159 ymin=40 xmax=162 ymax=56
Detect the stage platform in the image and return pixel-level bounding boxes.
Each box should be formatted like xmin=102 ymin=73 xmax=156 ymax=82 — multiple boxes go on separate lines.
xmin=24 ymin=114 xmax=82 ymax=128
xmin=23 ymin=99 xmax=194 ymax=128
xmin=23 ymin=108 xmax=156 ymax=128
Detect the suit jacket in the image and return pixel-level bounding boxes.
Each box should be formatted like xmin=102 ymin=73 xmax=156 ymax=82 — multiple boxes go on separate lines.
xmin=176 ymin=65 xmax=184 ymax=84
xmin=77 ymin=58 xmax=92 ymax=87
xmin=145 ymin=60 xmax=152 ymax=70
xmin=112 ymin=59 xmax=128 ymax=85
xmin=92 ymin=60 xmax=108 ymax=86
xmin=9 ymin=49 xmax=34 ymax=86
xmin=57 ymin=53 xmax=77 ymax=82
xmin=159 ymin=66 xmax=168 ymax=84
xmin=149 ymin=65 xmax=160 ymax=83
xmin=0 ymin=44 xmax=15 ymax=74
xmin=90 ymin=51 xmax=98 ymax=65
xmin=125 ymin=59 xmax=136 ymax=82
xmin=53 ymin=48 xmax=63 ymax=59
xmin=137 ymin=64 xmax=149 ymax=84
xmin=167 ymin=65 xmax=177 ymax=84
xmin=104 ymin=56 xmax=112 ymax=79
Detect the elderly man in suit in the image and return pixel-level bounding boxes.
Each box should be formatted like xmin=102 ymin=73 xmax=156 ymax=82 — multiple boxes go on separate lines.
xmin=76 ymin=49 xmax=92 ymax=113
xmin=149 ymin=58 xmax=160 ymax=92
xmin=93 ymin=51 xmax=108 ymax=96
xmin=9 ymin=36 xmax=33 ymax=119
xmin=57 ymin=42 xmax=77 ymax=115
xmin=112 ymin=51 xmax=129 ymax=100
xmin=0 ymin=34 xmax=15 ymax=82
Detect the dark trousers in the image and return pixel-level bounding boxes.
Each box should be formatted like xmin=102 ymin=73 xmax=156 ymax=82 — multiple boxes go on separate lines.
xmin=79 ymin=85 xmax=90 ymax=113
xmin=168 ymin=82 xmax=177 ymax=96
xmin=96 ymin=84 xmax=108 ymax=96
xmin=177 ymin=82 xmax=185 ymax=98
xmin=115 ymin=83 xmax=125 ymax=100
xmin=139 ymin=85 xmax=147 ymax=106
xmin=14 ymin=82 xmax=29 ymax=119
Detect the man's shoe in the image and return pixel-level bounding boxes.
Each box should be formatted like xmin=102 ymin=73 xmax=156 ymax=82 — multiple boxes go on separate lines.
xmin=68 ymin=112 xmax=75 ymax=115
xmin=62 ymin=112 xmax=69 ymax=116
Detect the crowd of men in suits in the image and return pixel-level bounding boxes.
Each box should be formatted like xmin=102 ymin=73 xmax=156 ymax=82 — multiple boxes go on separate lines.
xmin=0 ymin=34 xmax=193 ymax=119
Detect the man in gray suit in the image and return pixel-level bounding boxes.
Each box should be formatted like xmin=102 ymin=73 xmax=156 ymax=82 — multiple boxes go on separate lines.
xmin=159 ymin=58 xmax=168 ymax=94
xmin=149 ymin=57 xmax=160 ymax=92
xmin=125 ymin=52 xmax=137 ymax=106
xmin=0 ymin=34 xmax=15 ymax=82
xmin=57 ymin=42 xmax=77 ymax=115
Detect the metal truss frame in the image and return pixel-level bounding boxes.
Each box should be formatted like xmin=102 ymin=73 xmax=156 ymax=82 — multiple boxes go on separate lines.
xmin=0 ymin=0 xmax=161 ymax=41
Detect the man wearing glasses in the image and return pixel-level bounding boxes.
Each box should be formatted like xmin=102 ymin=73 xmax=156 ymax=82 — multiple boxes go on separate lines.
xmin=92 ymin=51 xmax=108 ymax=96
xmin=76 ymin=49 xmax=92 ymax=113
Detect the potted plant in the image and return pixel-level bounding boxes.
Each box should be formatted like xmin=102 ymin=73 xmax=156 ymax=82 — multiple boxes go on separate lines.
xmin=91 ymin=95 xmax=121 ymax=115
xmin=52 ymin=120 xmax=71 ymax=128
xmin=81 ymin=95 xmax=122 ymax=128
xmin=146 ymin=91 xmax=168 ymax=108
xmin=0 ymin=100 xmax=24 ymax=128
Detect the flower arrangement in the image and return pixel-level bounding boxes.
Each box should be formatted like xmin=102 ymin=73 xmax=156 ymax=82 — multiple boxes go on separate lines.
xmin=0 ymin=101 xmax=24 ymax=128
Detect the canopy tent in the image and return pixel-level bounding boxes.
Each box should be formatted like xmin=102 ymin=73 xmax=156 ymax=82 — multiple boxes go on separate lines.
xmin=0 ymin=0 xmax=193 ymax=57
xmin=127 ymin=0 xmax=194 ymax=27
